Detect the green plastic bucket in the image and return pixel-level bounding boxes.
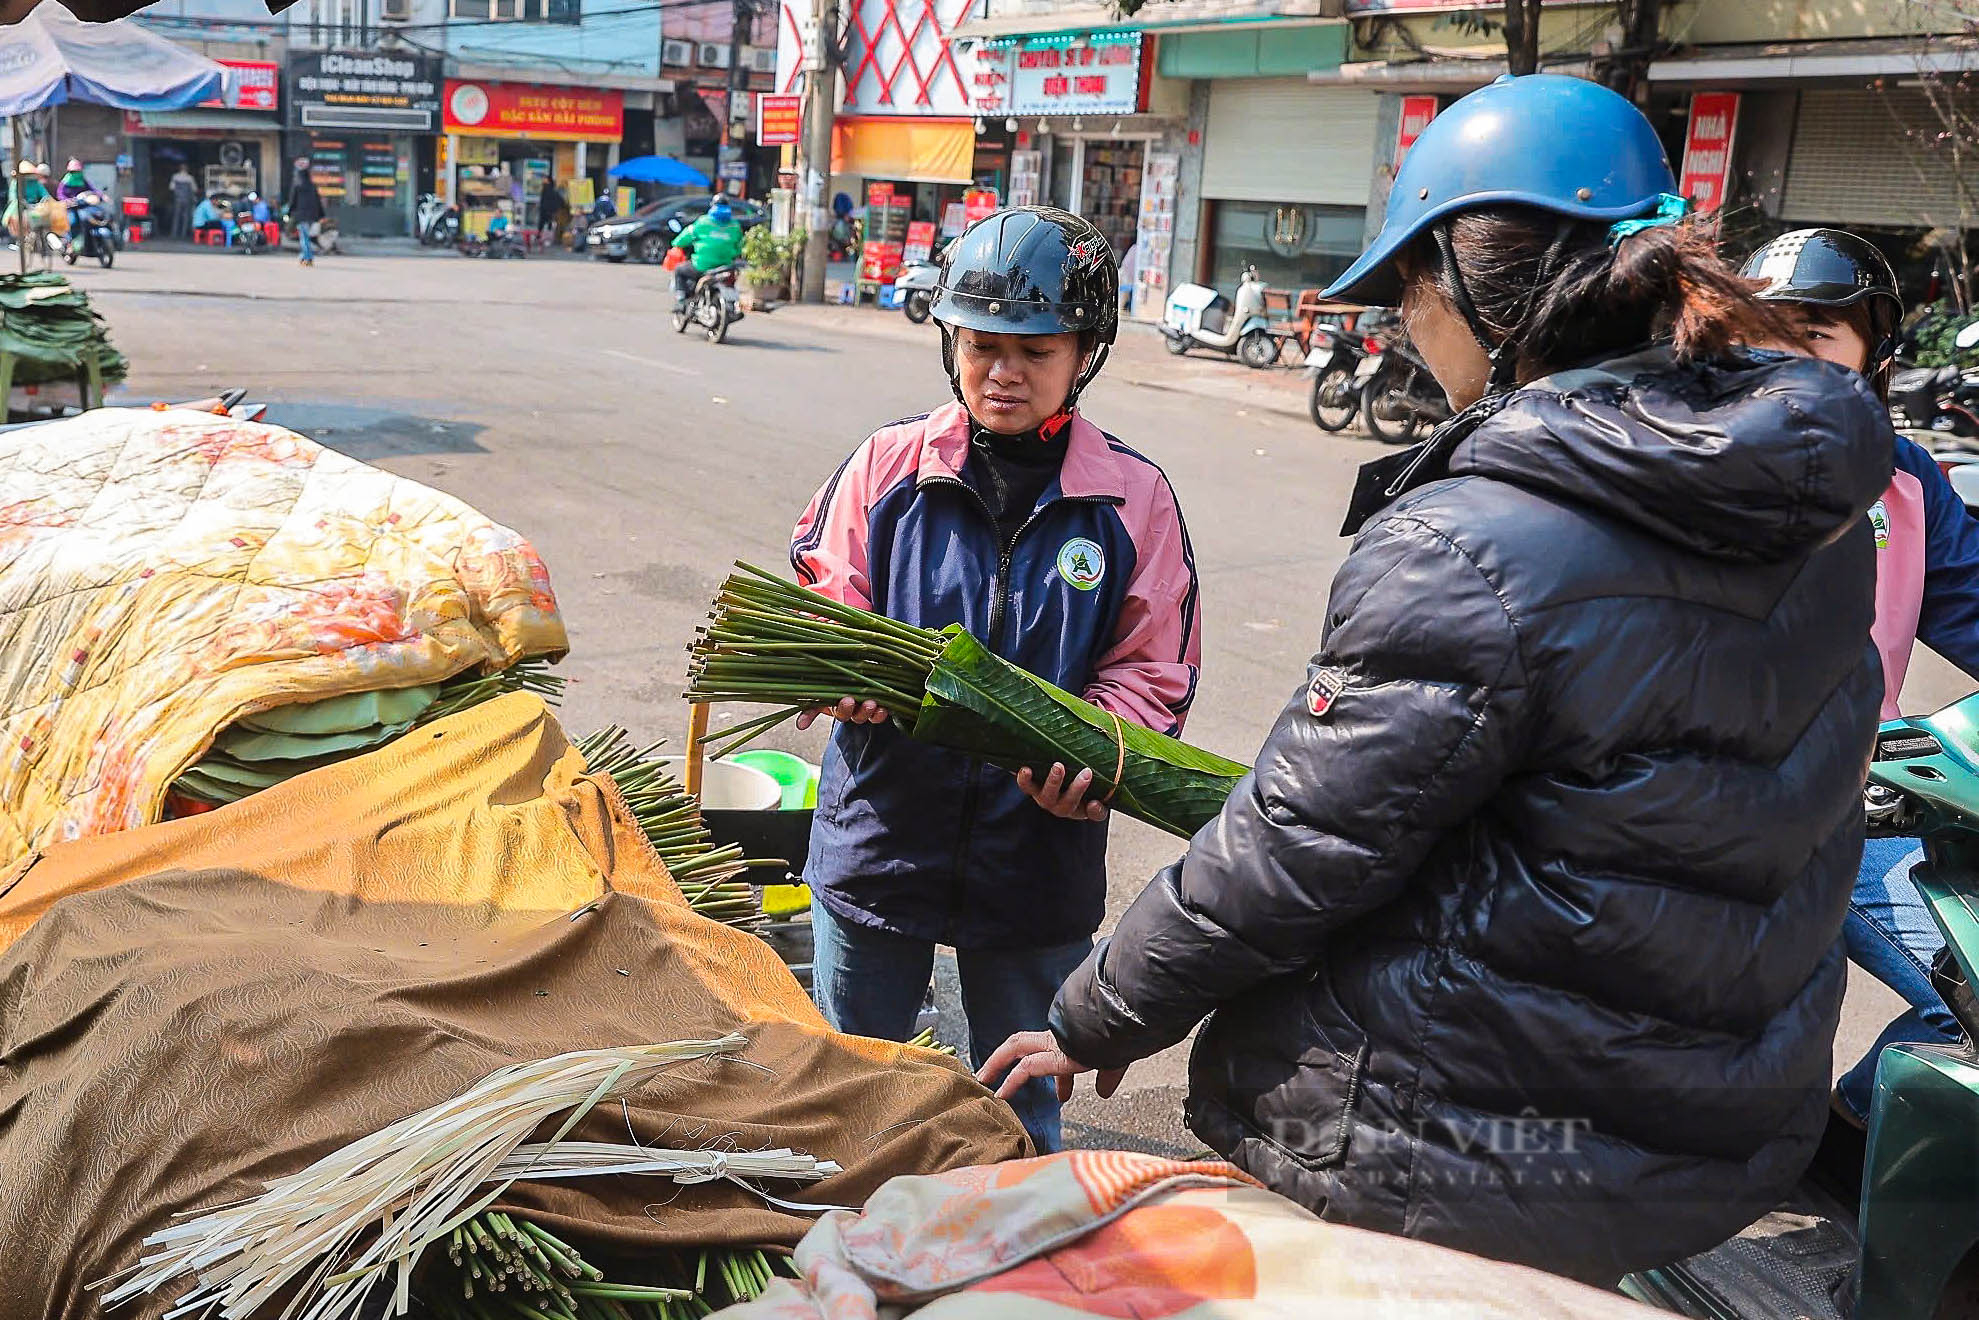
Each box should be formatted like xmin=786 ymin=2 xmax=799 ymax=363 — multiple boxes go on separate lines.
xmin=731 ymin=749 xmax=819 ymax=810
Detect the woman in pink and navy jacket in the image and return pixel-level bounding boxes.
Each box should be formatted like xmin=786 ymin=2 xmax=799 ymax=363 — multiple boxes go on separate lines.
xmin=789 ymin=208 xmax=1201 ymax=1153
xmin=1747 ymin=230 xmax=1979 ymax=1152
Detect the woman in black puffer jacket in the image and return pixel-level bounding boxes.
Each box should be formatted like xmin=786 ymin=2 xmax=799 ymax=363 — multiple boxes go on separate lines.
xmin=980 ymin=75 xmax=1891 ymax=1284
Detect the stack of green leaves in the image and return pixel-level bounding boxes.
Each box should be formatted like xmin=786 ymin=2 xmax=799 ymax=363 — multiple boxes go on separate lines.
xmin=418 ymin=1217 xmax=794 ymax=1320
xmin=686 ymin=563 xmax=1250 ymax=840
xmin=170 ymin=668 xmax=768 ymax=929
xmin=0 ymin=271 xmax=128 ymax=386
xmin=171 ymin=662 xmax=564 ymax=808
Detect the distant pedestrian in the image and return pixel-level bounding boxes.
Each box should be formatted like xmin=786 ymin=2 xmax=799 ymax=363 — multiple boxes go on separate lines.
xmin=285 ymin=156 xmax=323 ymax=267
xmin=1118 ymin=237 xmax=1144 ymax=317
xmin=538 ymin=177 xmax=567 ymax=245
xmin=169 ymin=163 xmax=197 ymax=240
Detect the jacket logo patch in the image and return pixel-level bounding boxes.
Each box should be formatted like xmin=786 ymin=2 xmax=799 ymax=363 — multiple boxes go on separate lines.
xmin=1057 ymin=537 xmax=1106 ymax=591
xmin=1869 ymin=499 xmax=1890 ymax=550
xmin=1307 ymin=666 xmax=1348 ymax=718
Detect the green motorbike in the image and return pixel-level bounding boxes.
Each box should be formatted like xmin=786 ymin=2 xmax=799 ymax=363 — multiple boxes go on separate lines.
xmin=1626 ymin=697 xmax=1979 ymax=1318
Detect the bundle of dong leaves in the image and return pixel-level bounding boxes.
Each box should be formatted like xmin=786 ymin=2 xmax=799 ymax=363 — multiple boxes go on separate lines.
xmin=174 ymin=662 xmax=765 ymax=928
xmin=685 ymin=563 xmax=1250 ymax=840
xmin=0 ymin=270 xmax=128 ymax=385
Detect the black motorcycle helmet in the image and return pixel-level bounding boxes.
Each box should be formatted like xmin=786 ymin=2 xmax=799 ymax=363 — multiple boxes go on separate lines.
xmin=1741 ymin=228 xmax=1904 ymax=390
xmin=930 ymin=206 xmax=1119 ymax=416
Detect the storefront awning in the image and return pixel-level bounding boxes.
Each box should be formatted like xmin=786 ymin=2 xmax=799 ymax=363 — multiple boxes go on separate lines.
xmin=832 ymin=118 xmax=975 ymax=185
xmin=1647 ymin=38 xmax=1979 ymax=85
xmin=133 ymin=108 xmax=281 ymax=133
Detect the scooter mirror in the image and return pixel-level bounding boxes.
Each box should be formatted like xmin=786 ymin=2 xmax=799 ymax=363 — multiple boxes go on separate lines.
xmin=1955 ymin=321 xmax=1979 ymax=352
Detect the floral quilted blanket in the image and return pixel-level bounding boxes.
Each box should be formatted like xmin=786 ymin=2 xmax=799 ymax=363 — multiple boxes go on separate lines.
xmin=719 ymin=1150 xmax=1663 ymax=1318
xmin=0 ymin=406 xmax=565 ymax=861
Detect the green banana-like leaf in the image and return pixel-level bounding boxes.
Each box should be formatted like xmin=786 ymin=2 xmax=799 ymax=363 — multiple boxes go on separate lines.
xmin=914 ymin=626 xmax=1247 ymax=840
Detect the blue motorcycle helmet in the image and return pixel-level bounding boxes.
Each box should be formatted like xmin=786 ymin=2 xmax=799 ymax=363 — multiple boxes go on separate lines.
xmin=1325 ymin=74 xmax=1677 ymax=310
xmin=707 ymin=196 xmax=734 ymax=222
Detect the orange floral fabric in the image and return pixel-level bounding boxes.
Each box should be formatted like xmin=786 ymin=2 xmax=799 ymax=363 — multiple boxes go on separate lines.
xmin=717 ymin=1151 xmax=1665 ymax=1320
xmin=0 ymin=407 xmax=566 ymax=862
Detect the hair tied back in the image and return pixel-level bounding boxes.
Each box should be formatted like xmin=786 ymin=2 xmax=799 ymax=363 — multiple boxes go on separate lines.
xmin=1607 ymin=193 xmax=1692 ymax=248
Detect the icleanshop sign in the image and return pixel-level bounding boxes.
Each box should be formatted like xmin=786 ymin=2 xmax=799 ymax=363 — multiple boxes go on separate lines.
xmin=999 ymin=33 xmax=1145 ymax=118
xmin=287 ymin=50 xmax=442 ymax=133
xmin=1678 ymin=90 xmax=1740 ymax=214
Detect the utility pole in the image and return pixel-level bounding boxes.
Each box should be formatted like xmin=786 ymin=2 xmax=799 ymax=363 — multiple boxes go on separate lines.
xmin=1600 ymin=0 xmax=1664 ymax=104
xmin=795 ymin=0 xmax=839 ymax=302
xmin=1502 ymin=0 xmax=1540 ymax=77
xmin=721 ymin=0 xmax=751 ymax=198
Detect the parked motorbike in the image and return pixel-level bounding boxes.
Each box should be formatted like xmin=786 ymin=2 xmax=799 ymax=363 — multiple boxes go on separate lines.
xmin=1623 ymin=695 xmax=1979 ymax=1318
xmin=61 ymin=191 xmax=116 ymax=269
xmin=1890 ymin=321 xmax=1979 ymax=443
xmin=1304 ymin=323 xmax=1373 ymax=432
xmin=1162 ymin=266 xmax=1280 ymax=368
xmin=416 ymin=193 xmax=461 ymax=248
xmin=672 ymin=263 xmax=743 ymax=344
xmin=895 ymin=254 xmax=941 ymax=325
xmin=1357 ymin=329 xmax=1451 ymax=444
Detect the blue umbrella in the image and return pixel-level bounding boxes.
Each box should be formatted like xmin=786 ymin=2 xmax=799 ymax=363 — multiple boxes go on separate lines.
xmin=608 ymin=156 xmax=711 ymax=187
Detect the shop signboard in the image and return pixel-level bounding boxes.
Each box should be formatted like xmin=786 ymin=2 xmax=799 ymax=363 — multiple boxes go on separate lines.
xmin=963 ymin=187 xmax=998 ymax=225
xmin=756 ymin=93 xmax=801 ymax=146
xmin=862 ymin=181 xmax=910 ymax=284
xmin=775 ymin=0 xmax=975 ymax=116
xmin=1677 ymin=90 xmax=1740 ymax=215
xmin=200 ymin=59 xmax=279 ymax=112
xmin=904 ymin=219 xmax=936 ymax=263
xmin=968 ymin=40 xmax=1010 ymax=116
xmin=442 ymin=80 xmax=624 ymax=143
xmin=1002 ymin=33 xmax=1144 ymax=118
xmin=719 ymin=158 xmax=749 ymax=182
xmin=287 ymin=50 xmax=441 ymax=133
xmin=1395 ymin=94 xmax=1437 ymax=163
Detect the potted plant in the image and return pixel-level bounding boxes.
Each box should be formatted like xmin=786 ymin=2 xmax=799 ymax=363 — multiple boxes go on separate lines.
xmin=742 ymin=226 xmax=803 ymax=308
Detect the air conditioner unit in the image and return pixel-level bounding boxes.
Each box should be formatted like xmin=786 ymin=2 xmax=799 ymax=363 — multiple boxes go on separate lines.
xmin=662 ymin=39 xmax=693 ymax=65
xmin=697 ymin=43 xmax=730 ymax=68
xmin=746 ymin=47 xmax=775 ymax=73
xmin=379 ymin=0 xmax=411 ymax=21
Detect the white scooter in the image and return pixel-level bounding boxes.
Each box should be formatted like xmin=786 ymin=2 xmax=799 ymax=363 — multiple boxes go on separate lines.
xmin=894 ymin=244 xmax=946 ymax=324
xmin=1161 ymin=265 xmax=1280 ymax=368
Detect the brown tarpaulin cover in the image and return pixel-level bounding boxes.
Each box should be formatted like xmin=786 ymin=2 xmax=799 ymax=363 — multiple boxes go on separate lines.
xmin=0 ymin=693 xmax=1027 ymax=1319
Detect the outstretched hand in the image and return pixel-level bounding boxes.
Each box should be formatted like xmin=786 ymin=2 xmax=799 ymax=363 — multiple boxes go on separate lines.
xmin=976 ymin=1030 xmax=1127 ymax=1104
xmin=795 ymin=697 xmax=889 ymax=731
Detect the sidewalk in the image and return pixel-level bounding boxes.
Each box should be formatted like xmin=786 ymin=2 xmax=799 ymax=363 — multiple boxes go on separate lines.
xmin=769 ymin=298 xmax=1314 ymax=421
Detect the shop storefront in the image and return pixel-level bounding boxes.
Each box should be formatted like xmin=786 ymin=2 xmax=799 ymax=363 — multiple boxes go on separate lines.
xmin=830 ymin=117 xmax=1012 ymax=284
xmin=1197 ymin=78 xmax=1377 ymax=294
xmin=125 ymin=59 xmax=283 ymax=230
xmin=284 ymin=50 xmax=441 ymax=238
xmin=441 ymin=79 xmax=625 ymax=235
xmin=976 ymin=31 xmax=1165 ymax=260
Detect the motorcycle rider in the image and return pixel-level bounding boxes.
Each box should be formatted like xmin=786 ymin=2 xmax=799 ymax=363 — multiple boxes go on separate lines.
xmin=55 ymin=159 xmax=87 ymax=202
xmin=790 ymin=207 xmax=1201 ymax=1154
xmin=1742 ymin=229 xmax=1974 ymax=1146
xmin=982 ymin=74 xmax=1890 ymax=1283
xmin=670 ymin=195 xmax=744 ymax=306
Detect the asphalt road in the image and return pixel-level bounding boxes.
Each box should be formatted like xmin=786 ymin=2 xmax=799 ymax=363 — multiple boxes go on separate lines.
xmin=80 ymin=244 xmax=1957 ymax=1155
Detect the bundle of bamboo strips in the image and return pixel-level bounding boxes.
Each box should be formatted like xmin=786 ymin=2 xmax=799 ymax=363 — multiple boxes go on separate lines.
xmin=96 ymin=1036 xmax=840 ymax=1320
xmin=572 ymin=726 xmax=771 ymax=926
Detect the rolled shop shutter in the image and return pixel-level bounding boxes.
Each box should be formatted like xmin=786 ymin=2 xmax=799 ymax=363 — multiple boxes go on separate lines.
xmin=1201 ymin=79 xmax=1379 ymax=205
xmin=1783 ymin=87 xmax=1979 ymax=230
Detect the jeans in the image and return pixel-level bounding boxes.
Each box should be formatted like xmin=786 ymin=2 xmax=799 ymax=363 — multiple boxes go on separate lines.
xmin=170 ymin=198 xmax=192 ymax=240
xmin=298 ymin=222 xmax=314 ymax=263
xmin=1836 ymin=835 xmax=1963 ymax=1121
xmin=809 ymin=896 xmax=1091 ymax=1153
